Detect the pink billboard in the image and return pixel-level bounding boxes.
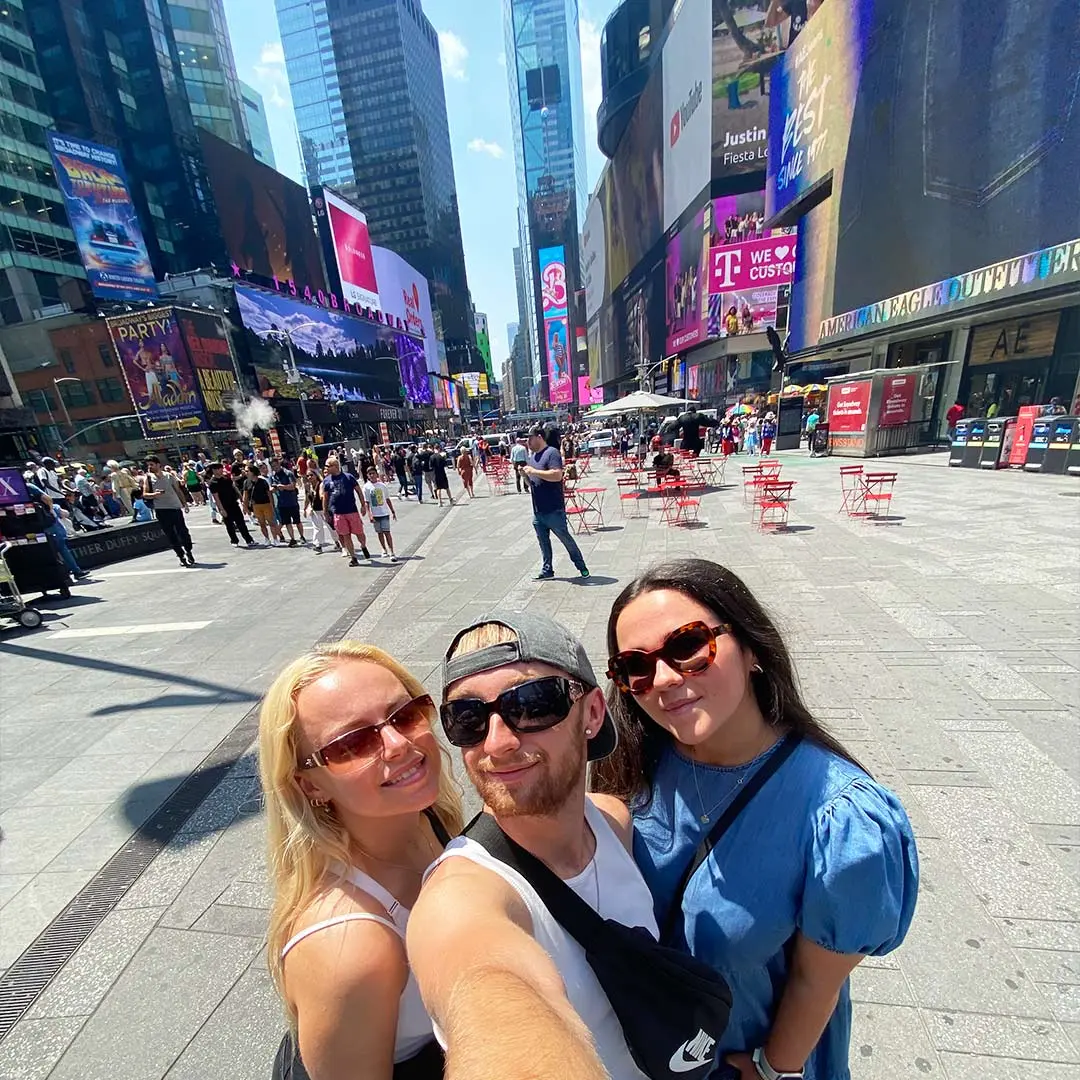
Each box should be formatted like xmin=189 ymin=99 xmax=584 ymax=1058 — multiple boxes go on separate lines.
xmin=709 ymin=234 xmax=797 ymax=294
xmin=324 ymin=188 xmax=380 ymax=309
xmin=577 ymin=374 xmax=604 ymax=405
xmin=540 ymin=245 xmax=573 ymax=405
xmin=665 ymin=206 xmax=707 ymax=355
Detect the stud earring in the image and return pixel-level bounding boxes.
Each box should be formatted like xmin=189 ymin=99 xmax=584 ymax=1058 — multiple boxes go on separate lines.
xmin=751 ymin=663 xmax=763 ymax=673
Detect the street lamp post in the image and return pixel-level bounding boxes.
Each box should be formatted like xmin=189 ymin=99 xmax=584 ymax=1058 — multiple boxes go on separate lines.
xmin=265 ymin=328 xmax=312 ymax=439
xmin=53 ymin=377 xmax=81 ymax=433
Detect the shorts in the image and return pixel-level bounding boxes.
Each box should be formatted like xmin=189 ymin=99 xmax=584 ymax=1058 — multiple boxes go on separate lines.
xmin=334 ymin=511 xmax=366 ymax=539
xmin=252 ymin=503 xmax=274 ymax=526
xmin=423 ymin=470 xmax=434 ymax=483
xmin=372 ymin=515 xmax=392 ymax=535
xmin=278 ymin=503 xmax=301 ymax=526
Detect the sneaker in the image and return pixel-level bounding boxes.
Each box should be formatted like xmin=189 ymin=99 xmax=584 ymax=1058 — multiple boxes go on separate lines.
xmin=185 ymin=552 xmax=196 ymax=566
xmin=246 ymin=540 xmax=261 ymax=548
xmin=313 ymin=544 xmax=323 ymax=554
xmin=389 ymin=554 xmax=398 ymax=562
xmin=579 ymin=568 xmax=591 ymax=579
xmin=536 ymin=570 xmax=555 ymax=580
xmin=348 ymin=556 xmax=359 ymax=567
xmin=288 ymin=539 xmax=298 ymax=548
xmin=231 ymin=540 xmax=240 ymax=547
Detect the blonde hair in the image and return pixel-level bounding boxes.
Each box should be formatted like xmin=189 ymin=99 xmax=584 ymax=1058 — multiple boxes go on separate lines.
xmin=258 ymin=641 xmax=463 ymax=1017
xmin=448 ymin=621 xmax=518 ymax=660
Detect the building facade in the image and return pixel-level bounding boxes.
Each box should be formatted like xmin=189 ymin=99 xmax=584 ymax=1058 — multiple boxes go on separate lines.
xmin=504 ymin=0 xmax=589 ymax=405
xmin=275 ymin=0 xmax=476 ymax=352
xmin=239 ymin=81 xmax=276 ymax=169
xmin=0 ymin=1 xmax=89 ymax=326
xmin=166 ymin=0 xmax=250 ymax=152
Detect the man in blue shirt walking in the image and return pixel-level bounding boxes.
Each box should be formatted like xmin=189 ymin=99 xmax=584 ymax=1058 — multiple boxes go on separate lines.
xmin=523 ymin=424 xmax=590 ymax=580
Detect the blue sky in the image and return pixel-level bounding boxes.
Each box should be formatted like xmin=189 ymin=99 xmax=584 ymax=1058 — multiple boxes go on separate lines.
xmin=221 ymin=0 xmax=622 ymax=372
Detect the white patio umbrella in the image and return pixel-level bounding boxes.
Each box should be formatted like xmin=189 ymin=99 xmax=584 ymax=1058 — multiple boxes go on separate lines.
xmin=586 ymin=390 xmax=689 ymax=417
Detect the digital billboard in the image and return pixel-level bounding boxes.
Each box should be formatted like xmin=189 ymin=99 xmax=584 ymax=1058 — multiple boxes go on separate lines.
xmin=107 ymin=308 xmax=208 ymax=437
xmin=175 ymin=310 xmax=241 ymax=431
xmin=314 ymin=186 xmax=380 ymax=309
xmin=539 ymin=246 xmax=572 ymax=405
xmin=199 ymin=129 xmax=326 ymax=292
xmin=711 ymin=1 xmax=815 ymax=179
xmin=397 ymin=334 xmax=433 ymax=406
xmin=665 ymin=204 xmax=708 ymax=355
xmin=768 ymin=0 xmax=1080 ymax=353
xmin=582 ymin=192 xmax=607 ymax=322
xmin=663 ymin=0 xmax=712 ymax=229
xmin=474 ymin=311 xmax=494 ymax=382
xmin=371 ymin=245 xmax=438 ymax=373
xmin=577 ymin=374 xmax=603 ymax=406
xmin=46 ymin=133 xmax=157 ymax=302
xmin=234 ymin=285 xmax=405 ymax=404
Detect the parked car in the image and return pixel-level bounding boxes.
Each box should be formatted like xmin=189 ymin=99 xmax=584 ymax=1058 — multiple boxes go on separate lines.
xmin=582 ymin=428 xmax=614 ymax=455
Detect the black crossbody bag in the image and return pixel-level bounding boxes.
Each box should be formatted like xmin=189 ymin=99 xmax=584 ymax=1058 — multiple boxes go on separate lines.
xmin=464 ymin=735 xmax=799 ymax=1080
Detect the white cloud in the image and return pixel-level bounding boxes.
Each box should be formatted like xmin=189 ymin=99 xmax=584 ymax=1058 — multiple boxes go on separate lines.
xmin=259 ymin=42 xmax=285 ymax=66
xmin=438 ymin=30 xmax=468 ymax=81
xmin=467 ymin=138 xmax=506 ymax=159
xmin=579 ymin=16 xmax=605 ymax=188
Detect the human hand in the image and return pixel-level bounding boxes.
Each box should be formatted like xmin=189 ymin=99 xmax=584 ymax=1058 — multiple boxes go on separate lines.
xmin=725 ymin=1052 xmax=758 ymax=1080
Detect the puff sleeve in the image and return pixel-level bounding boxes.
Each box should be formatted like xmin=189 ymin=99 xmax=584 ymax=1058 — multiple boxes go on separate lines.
xmin=798 ymin=777 xmax=919 ymax=955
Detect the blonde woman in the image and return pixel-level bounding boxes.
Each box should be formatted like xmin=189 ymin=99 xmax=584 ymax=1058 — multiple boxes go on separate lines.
xmin=260 ymin=642 xmax=463 ymax=1080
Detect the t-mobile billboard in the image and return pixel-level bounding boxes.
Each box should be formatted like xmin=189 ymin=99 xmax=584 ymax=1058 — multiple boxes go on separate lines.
xmin=313 ymin=186 xmax=380 ymax=309
xmin=539 ymin=246 xmax=572 ymax=405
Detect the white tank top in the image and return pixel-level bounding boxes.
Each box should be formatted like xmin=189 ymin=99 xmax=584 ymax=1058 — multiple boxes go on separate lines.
xmin=427 ymin=799 xmax=656 ymax=1080
xmin=280 ymin=865 xmax=433 ymax=1064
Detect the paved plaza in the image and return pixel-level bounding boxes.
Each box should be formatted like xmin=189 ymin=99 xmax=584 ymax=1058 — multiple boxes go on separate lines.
xmin=1 ymin=452 xmax=1078 ymax=1080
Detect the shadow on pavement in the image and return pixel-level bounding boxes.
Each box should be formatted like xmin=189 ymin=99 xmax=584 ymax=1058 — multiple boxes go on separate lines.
xmin=0 ymin=640 xmax=261 ymax=713
xmin=571 ymin=575 xmax=619 ymax=586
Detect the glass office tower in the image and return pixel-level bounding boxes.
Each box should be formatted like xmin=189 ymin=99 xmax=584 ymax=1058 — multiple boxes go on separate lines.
xmin=505 ymin=0 xmax=589 ymax=400
xmin=240 ymin=81 xmax=276 ymax=169
xmin=276 ymin=0 xmax=475 ymax=351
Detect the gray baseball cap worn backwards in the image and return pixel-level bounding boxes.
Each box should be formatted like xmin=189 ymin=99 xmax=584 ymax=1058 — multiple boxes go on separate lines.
xmin=442 ymin=610 xmax=617 ymax=762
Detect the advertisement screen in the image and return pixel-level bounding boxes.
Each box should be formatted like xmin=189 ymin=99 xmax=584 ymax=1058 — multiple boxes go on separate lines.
xmin=371 ymin=245 xmax=438 ymax=373
xmin=235 ymin=285 xmax=404 ymax=404
xmin=665 ymin=205 xmax=708 ymax=354
xmin=175 ymin=310 xmax=240 ymax=431
xmin=577 ymin=374 xmax=604 ymax=406
xmin=46 ymin=132 xmax=157 ymax=302
xmin=707 ymin=194 xmax=796 ymax=338
xmin=711 ymin=0 xmax=813 ymax=180
xmin=827 ymin=379 xmax=872 ymax=433
xmin=663 ymin=0 xmax=712 ymax=229
xmin=317 ymin=187 xmax=380 ymax=308
xmin=455 ymin=372 xmax=481 ymax=399
xmin=199 ymin=129 xmax=326 ymax=291
xmin=108 ymin=308 xmax=208 ymax=437
xmin=878 ymin=374 xmax=916 ymax=427
xmin=539 ymin=245 xmax=572 ymax=405
xmin=771 ymin=0 xmax=1080 ymax=352
xmin=582 ymin=192 xmax=607 ymax=321
xmin=474 ymin=311 xmax=494 ymax=381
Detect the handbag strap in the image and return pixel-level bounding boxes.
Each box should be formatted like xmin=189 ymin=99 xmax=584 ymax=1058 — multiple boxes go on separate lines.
xmin=464 ymin=811 xmax=611 ymax=945
xmin=661 ymin=734 xmax=802 ymax=944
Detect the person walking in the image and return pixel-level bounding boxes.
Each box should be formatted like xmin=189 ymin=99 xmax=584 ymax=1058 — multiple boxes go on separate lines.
xmin=23 ymin=473 xmax=88 ymax=580
xmin=418 ymin=443 xmax=436 ymax=501
xmin=523 ymin=424 xmax=589 ymax=580
xmin=363 ymin=465 xmax=398 ymax=561
xmin=205 ymin=462 xmax=257 ymax=547
xmin=183 ymin=461 xmax=204 ymax=505
xmin=408 ymin=445 xmax=425 ymax=504
xmin=760 ymin=412 xmax=777 ymax=455
xmin=430 ymin=446 xmax=453 ymax=508
xmin=323 ymin=454 xmax=372 ymax=566
xmin=804 ymin=406 xmax=821 ymax=453
xmin=596 ymin=559 xmax=918 ymax=1080
xmin=270 ymin=456 xmax=304 ymax=546
xmin=302 ymin=464 xmax=330 ymax=554
xmin=394 ymin=446 xmax=411 ymax=498
xmin=455 ymin=445 xmax=475 ymax=498
xmin=946 ymin=400 xmax=965 ymax=440
xmin=243 ymin=463 xmax=281 ymax=546
xmin=142 ymin=456 xmax=195 ymax=566
xmin=112 ymin=466 xmax=138 ymax=515
xmin=509 ymin=434 xmax=528 ymax=493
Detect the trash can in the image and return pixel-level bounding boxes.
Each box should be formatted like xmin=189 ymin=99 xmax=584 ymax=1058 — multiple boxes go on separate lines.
xmin=948 ymin=418 xmax=970 ymax=466
xmin=979 ymin=417 xmax=1015 ymax=469
xmin=961 ymin=418 xmax=986 ymax=468
xmin=1066 ymin=419 xmax=1080 ymax=476
xmin=1042 ymin=417 xmax=1077 ymax=475
xmin=1022 ymin=419 xmax=1053 ymax=471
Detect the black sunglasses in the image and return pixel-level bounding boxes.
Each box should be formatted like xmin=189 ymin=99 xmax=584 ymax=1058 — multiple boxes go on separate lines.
xmin=440 ymin=676 xmax=585 ymax=748
xmin=299 ymin=695 xmax=435 ymax=773
xmin=607 ymin=621 xmax=731 ymax=694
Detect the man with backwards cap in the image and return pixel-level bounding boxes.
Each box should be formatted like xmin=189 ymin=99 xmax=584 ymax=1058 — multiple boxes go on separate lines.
xmin=407 ymin=611 xmax=655 ymax=1079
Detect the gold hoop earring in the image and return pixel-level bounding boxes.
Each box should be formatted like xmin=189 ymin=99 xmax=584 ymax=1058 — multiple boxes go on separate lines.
xmin=310 ymin=797 xmax=328 ymax=808
xmin=751 ymin=663 xmax=763 ymax=673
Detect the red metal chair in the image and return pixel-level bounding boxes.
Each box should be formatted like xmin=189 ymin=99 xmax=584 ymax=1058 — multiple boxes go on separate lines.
xmin=839 ymin=466 xmax=867 ymax=516
xmin=617 ymin=476 xmax=644 ymax=518
xmin=566 ymin=504 xmax=592 ymax=534
xmin=756 ymin=480 xmax=795 ymax=530
xmin=862 ymin=472 xmax=897 ymax=519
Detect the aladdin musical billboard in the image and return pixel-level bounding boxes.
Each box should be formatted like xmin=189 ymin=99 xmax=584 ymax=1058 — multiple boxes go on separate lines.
xmin=539 ymin=246 xmax=572 ymax=405
xmin=234 ymin=285 xmax=410 ymax=404
xmin=107 ymin=308 xmax=208 ymax=436
xmin=46 ymin=133 xmax=157 ymax=302
xmin=313 ymin=186 xmax=381 ymax=309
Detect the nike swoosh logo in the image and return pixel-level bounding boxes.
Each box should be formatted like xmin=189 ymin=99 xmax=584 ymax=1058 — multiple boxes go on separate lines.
xmin=668 ymin=1043 xmax=715 ymax=1074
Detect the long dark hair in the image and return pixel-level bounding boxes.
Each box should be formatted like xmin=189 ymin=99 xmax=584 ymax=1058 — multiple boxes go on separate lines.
xmin=591 ymin=559 xmax=866 ymax=805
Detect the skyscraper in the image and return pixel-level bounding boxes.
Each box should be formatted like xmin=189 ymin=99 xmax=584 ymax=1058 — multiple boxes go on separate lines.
xmin=240 ymin=81 xmax=277 ymax=169
xmin=505 ymin=0 xmax=589 ymax=403
xmin=275 ymin=0 xmax=476 ymax=352
xmin=165 ymin=0 xmax=250 ymax=151
xmin=0 ymin=3 xmax=88 ymax=324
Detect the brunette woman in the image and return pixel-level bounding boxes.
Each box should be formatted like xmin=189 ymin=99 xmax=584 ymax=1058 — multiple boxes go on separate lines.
xmin=594 ymin=559 xmax=918 ymax=1080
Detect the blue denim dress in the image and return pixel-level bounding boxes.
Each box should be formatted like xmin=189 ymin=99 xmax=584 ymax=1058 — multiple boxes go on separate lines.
xmin=633 ymin=736 xmax=919 ymax=1080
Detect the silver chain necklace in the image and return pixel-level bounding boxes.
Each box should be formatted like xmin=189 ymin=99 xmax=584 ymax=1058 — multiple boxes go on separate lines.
xmin=690 ymin=735 xmax=778 ymax=824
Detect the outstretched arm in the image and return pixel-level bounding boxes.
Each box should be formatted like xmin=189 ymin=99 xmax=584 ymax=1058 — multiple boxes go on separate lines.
xmin=408 ymin=859 xmax=610 ymax=1080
